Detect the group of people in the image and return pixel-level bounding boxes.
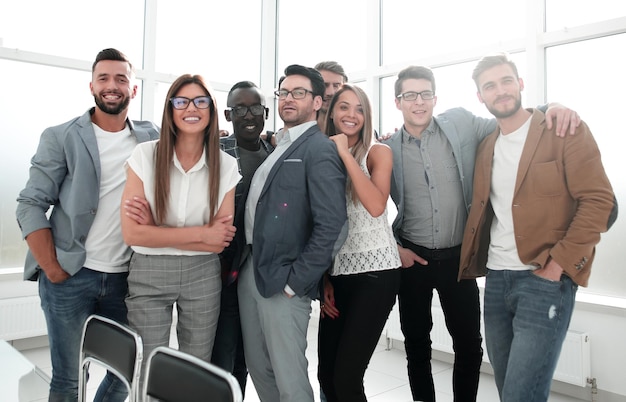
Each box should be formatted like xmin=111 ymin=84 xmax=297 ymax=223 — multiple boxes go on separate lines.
xmin=15 ymin=47 xmax=617 ymax=402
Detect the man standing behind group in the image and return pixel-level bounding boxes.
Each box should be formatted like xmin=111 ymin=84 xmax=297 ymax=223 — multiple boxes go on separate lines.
xmin=459 ymin=53 xmax=617 ymax=402
xmin=238 ymin=64 xmax=347 ymax=402
xmin=315 ymin=61 xmax=348 ymax=131
xmin=385 ymin=65 xmax=579 ymax=402
xmin=16 ymin=48 xmax=159 ymax=402
xmin=211 ymin=81 xmax=274 ymax=395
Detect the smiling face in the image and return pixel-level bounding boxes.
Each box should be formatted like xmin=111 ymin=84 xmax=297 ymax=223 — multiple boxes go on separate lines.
xmin=476 ymin=63 xmax=524 ymax=119
xmin=226 ymin=87 xmax=267 ymax=146
xmin=90 ymin=59 xmax=136 ymax=115
xmin=172 ymin=83 xmax=211 ymax=136
xmin=320 ymin=69 xmax=345 ymax=114
xmin=395 ymin=78 xmax=437 ymax=138
xmin=330 ymin=89 xmax=364 ymax=145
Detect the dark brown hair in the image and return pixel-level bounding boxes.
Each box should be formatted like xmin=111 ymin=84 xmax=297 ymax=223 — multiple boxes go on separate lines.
xmin=154 ymin=74 xmax=221 ymax=224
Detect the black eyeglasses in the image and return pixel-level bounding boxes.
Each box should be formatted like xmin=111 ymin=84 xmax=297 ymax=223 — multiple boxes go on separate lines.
xmin=274 ymin=88 xmax=313 ymax=100
xmin=229 ymin=104 xmax=267 ymax=117
xmin=397 ymin=91 xmax=435 ymax=101
xmin=170 ymin=96 xmax=212 ymax=110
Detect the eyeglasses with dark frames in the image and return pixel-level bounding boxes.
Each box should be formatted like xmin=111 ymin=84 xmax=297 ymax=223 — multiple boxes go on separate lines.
xmin=274 ymin=88 xmax=314 ymax=100
xmin=170 ymin=96 xmax=212 ymax=110
xmin=396 ymin=91 xmax=435 ymax=101
xmin=229 ymin=104 xmax=267 ymax=117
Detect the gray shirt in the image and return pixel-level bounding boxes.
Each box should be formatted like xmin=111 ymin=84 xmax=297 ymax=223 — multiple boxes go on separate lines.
xmin=397 ymin=121 xmax=466 ymax=249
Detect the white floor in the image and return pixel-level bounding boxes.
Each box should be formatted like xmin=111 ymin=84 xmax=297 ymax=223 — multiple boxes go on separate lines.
xmin=18 ymin=315 xmax=589 ymax=402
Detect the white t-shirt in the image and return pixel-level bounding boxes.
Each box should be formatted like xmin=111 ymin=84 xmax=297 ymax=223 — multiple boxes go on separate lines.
xmin=84 ymin=123 xmax=137 ymax=273
xmin=125 ymin=139 xmax=241 ymax=256
xmin=487 ymin=116 xmax=536 ymax=271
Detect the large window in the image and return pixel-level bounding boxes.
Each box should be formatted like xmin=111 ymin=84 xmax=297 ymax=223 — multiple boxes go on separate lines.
xmin=0 ymin=61 xmax=95 ymax=269
xmin=155 ymin=0 xmax=263 ymax=85
xmin=0 ymin=0 xmax=144 ymax=66
xmin=1 ymin=0 xmax=625 ymax=299
xmin=546 ymin=34 xmax=626 ymax=298
xmin=546 ymin=0 xmax=626 ymax=31
xmin=276 ymin=0 xmax=368 ymax=74
xmin=381 ymin=0 xmax=526 ymax=66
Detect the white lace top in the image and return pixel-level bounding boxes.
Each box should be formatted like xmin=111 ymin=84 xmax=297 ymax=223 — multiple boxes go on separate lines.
xmin=332 ymin=149 xmax=401 ymax=276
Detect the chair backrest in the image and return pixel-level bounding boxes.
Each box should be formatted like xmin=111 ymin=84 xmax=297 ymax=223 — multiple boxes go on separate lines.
xmin=143 ymin=346 xmax=243 ymax=402
xmin=78 ymin=314 xmax=143 ymax=402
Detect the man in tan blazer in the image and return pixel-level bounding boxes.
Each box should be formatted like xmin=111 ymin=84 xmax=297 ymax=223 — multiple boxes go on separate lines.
xmin=458 ymin=53 xmax=617 ymax=402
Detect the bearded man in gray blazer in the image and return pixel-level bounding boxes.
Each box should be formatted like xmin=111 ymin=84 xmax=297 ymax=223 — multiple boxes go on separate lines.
xmin=16 ymin=48 xmax=159 ymax=402
xmin=238 ymin=64 xmax=347 ymax=402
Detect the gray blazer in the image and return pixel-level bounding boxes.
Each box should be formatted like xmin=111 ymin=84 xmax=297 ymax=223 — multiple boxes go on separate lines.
xmin=385 ymin=107 xmax=496 ymax=236
xmin=16 ymin=108 xmax=159 ymax=280
xmin=251 ymin=125 xmax=347 ymax=299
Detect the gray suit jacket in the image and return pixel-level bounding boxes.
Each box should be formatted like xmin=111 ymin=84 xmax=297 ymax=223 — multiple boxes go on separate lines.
xmin=16 ymin=108 xmax=159 ymax=280
xmin=251 ymin=125 xmax=347 ymax=299
xmin=386 ymin=107 xmax=496 ymax=236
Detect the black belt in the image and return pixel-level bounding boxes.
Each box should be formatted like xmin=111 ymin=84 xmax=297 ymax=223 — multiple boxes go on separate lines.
xmin=400 ymin=238 xmax=461 ymax=261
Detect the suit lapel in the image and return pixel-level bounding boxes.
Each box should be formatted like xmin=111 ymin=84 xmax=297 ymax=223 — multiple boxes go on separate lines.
xmin=481 ymin=130 xmax=498 ymax=194
xmin=259 ymin=126 xmax=316 ymax=199
xmin=76 ymin=111 xmax=101 ymax=181
xmin=514 ymin=110 xmax=544 ymax=196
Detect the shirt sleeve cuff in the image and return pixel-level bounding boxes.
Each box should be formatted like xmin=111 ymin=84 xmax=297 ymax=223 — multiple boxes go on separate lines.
xmin=284 ymin=284 xmax=296 ymax=296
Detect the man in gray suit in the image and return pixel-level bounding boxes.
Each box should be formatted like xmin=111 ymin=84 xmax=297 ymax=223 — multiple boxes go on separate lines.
xmin=16 ymin=48 xmax=159 ymax=402
xmin=238 ymin=64 xmax=347 ymax=402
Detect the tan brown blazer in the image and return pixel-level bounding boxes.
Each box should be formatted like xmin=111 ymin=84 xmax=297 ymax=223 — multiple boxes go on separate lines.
xmin=458 ymin=109 xmax=616 ymax=286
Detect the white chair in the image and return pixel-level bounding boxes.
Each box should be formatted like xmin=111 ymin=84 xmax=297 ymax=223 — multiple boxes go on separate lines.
xmin=78 ymin=314 xmax=143 ymax=402
xmin=143 ymin=346 xmax=243 ymax=402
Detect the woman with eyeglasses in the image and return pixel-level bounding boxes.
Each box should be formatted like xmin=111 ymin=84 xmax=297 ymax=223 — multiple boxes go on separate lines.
xmin=120 ymin=74 xmax=241 ymax=370
xmin=318 ymin=84 xmax=401 ymax=402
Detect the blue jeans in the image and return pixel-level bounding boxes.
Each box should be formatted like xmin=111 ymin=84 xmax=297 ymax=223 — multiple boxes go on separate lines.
xmin=484 ymin=269 xmax=577 ymax=402
xmin=39 ymin=267 xmax=129 ymax=402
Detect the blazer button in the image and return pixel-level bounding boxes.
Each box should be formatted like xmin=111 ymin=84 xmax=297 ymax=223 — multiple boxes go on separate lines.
xmin=480 ymin=201 xmax=485 ymax=206
xmin=471 ymin=228 xmax=475 ymax=234
xmin=90 ymin=209 xmax=97 ymax=215
xmin=79 ymin=236 xmax=86 ymax=243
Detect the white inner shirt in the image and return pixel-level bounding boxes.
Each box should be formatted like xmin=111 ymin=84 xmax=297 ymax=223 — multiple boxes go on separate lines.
xmin=487 ymin=116 xmax=536 ymax=271
xmin=84 ymin=123 xmax=136 ymax=273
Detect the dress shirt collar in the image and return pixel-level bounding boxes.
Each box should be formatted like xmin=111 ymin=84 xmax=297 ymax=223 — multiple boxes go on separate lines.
xmin=275 ymin=120 xmax=317 ymax=145
xmin=172 ymin=147 xmax=207 ymax=174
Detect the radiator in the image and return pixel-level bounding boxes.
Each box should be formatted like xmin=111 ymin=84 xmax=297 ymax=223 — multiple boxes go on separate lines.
xmin=0 ymin=296 xmax=47 ymax=340
xmin=385 ymin=301 xmax=591 ymax=388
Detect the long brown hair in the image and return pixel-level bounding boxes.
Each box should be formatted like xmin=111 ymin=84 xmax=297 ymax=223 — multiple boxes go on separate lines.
xmin=154 ymin=74 xmax=221 ymax=225
xmin=323 ymin=84 xmax=374 ymax=204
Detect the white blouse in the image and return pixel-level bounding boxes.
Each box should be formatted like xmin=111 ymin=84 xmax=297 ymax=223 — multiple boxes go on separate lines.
xmin=126 ymin=139 xmax=241 ymax=256
xmin=332 ymin=149 xmax=401 ymax=276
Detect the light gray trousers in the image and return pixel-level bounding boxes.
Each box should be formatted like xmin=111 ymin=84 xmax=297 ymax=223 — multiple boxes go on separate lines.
xmin=238 ymin=257 xmax=314 ymax=402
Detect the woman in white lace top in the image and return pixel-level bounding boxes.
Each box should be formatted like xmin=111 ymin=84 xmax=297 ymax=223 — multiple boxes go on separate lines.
xmin=318 ymin=84 xmax=401 ymax=402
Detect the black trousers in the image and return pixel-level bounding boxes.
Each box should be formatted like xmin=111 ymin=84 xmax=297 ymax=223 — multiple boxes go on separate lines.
xmin=211 ymin=281 xmax=248 ymax=396
xmin=398 ymin=239 xmax=483 ymax=402
xmin=318 ymin=268 xmax=400 ymax=402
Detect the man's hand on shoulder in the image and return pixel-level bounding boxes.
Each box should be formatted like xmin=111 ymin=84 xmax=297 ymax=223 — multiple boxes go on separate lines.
xmin=377 ymin=128 xmax=399 ymax=142
xmin=545 ymin=103 xmax=581 ymax=137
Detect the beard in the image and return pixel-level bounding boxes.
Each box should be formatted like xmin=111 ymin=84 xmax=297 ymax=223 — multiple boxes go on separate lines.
xmin=486 ymin=95 xmax=522 ymax=119
xmin=94 ymin=93 xmax=130 ymax=115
